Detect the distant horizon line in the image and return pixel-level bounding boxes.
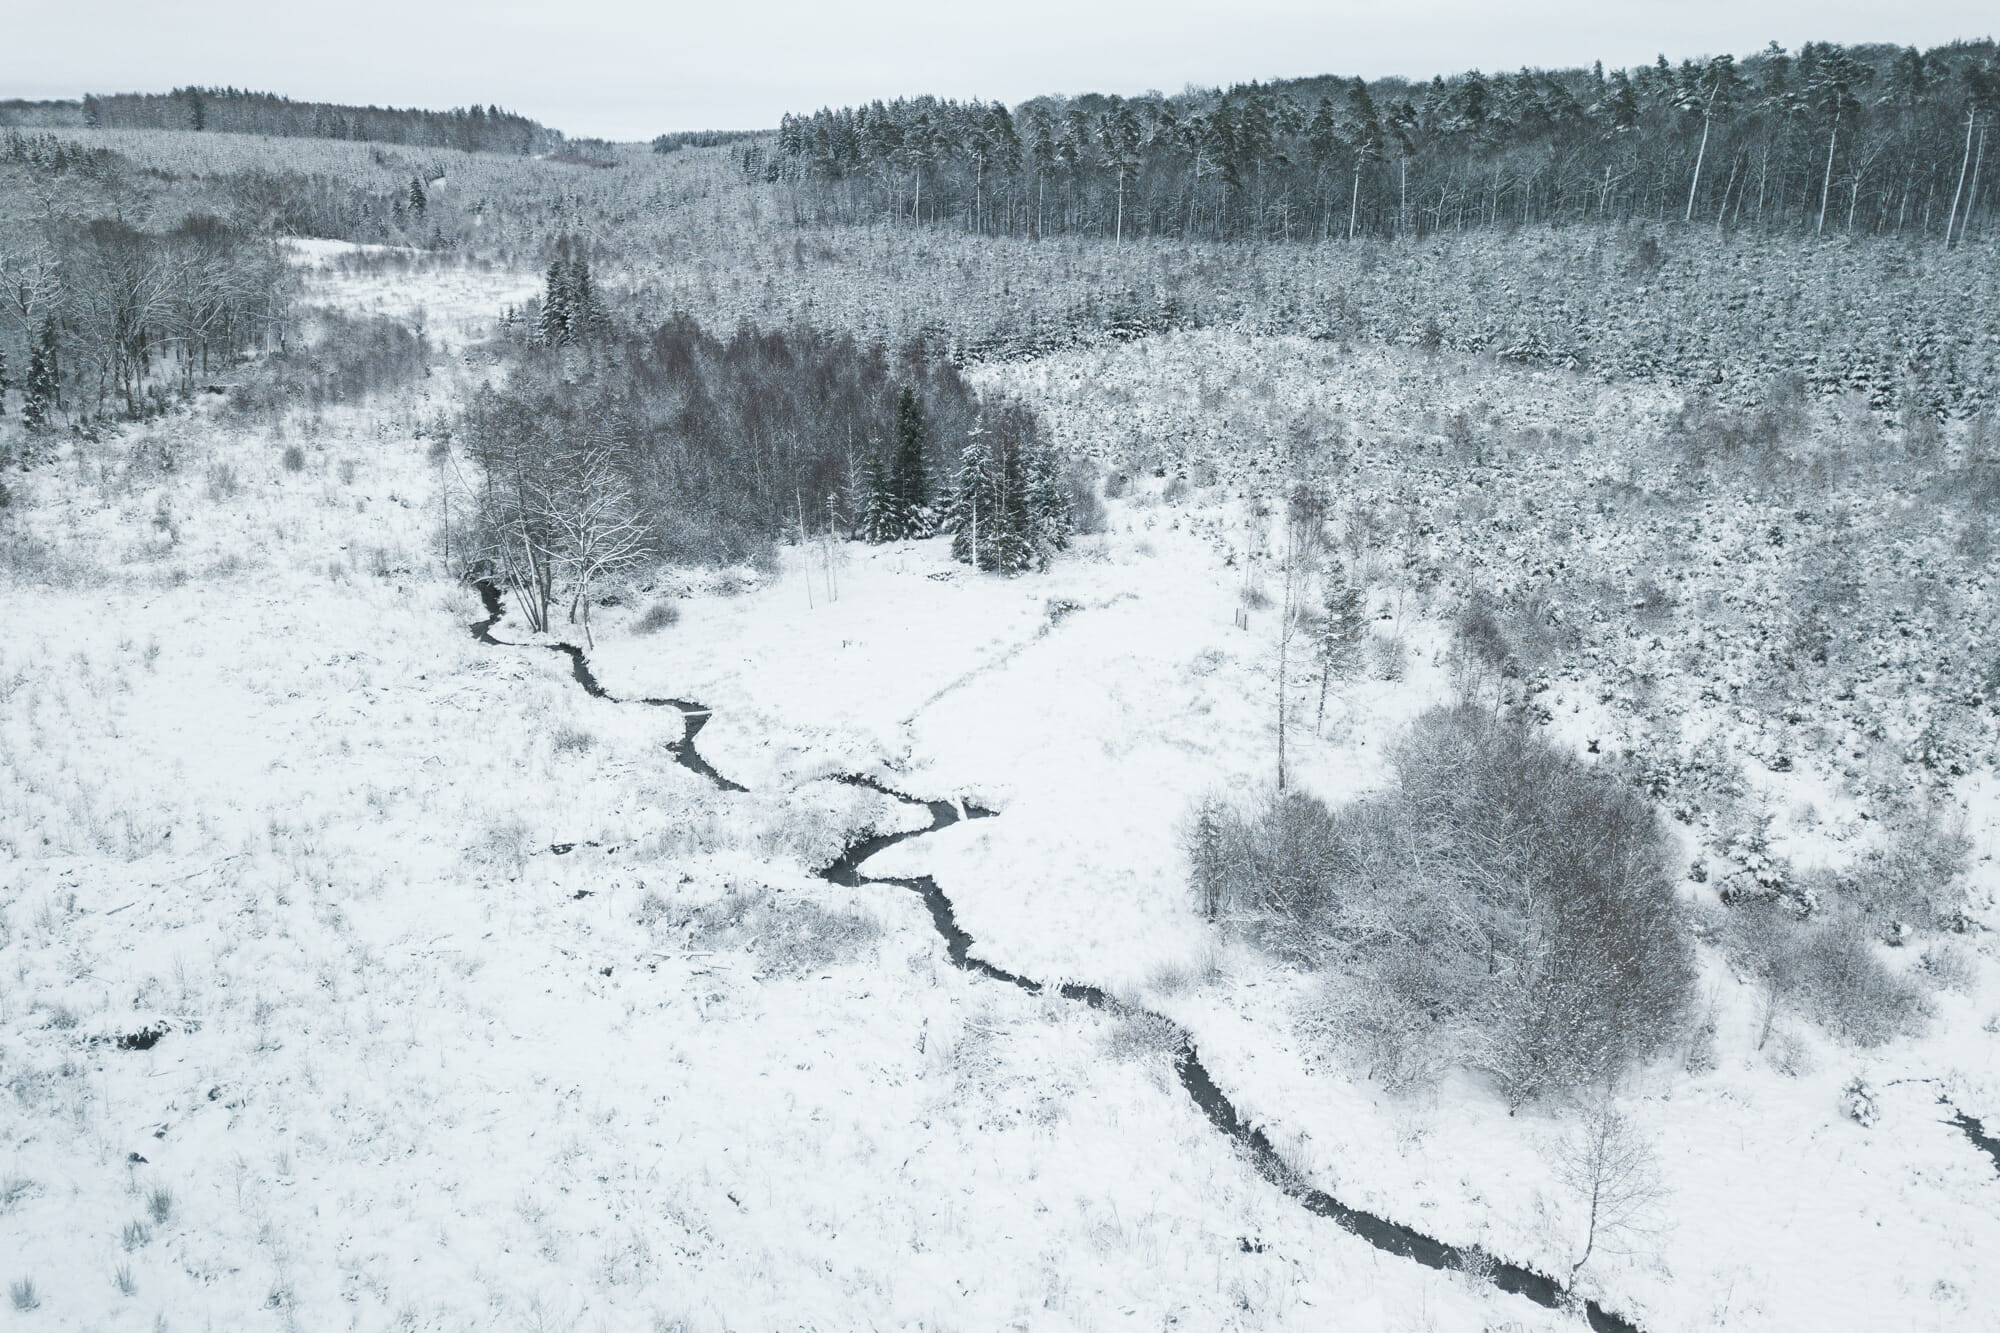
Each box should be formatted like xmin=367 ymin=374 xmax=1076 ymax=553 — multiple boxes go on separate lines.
xmin=4 ymin=29 xmax=1995 ymax=143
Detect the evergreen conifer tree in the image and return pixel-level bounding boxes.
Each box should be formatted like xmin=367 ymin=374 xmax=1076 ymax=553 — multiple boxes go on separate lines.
xmin=946 ymin=429 xmax=998 ymax=566
xmin=856 ymin=449 xmax=897 ymax=543
xmin=1025 ymin=443 xmax=1072 ymax=563
xmin=890 ymin=386 xmax=930 ymax=535
xmin=23 ymin=319 xmax=59 ymax=432
xmin=537 ymin=258 xmax=572 ymax=345
xmin=1187 ymin=795 xmax=1231 ymax=921
xmin=567 ymin=257 xmax=598 ymax=339
xmin=1315 ymin=562 xmax=1368 ymax=725
xmin=946 ymin=408 xmax=1072 ymax=573
xmin=409 ymin=175 xmax=427 ymax=217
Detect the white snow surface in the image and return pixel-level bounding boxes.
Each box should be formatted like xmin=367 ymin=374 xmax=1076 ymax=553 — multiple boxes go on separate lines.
xmin=3 ymin=256 xmax=1997 ymax=1333
xmin=0 ymin=261 xmax=1555 ymax=1333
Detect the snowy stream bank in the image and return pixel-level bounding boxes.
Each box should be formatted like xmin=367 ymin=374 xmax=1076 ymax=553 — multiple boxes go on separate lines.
xmin=465 ymin=581 xmax=1643 ymax=1333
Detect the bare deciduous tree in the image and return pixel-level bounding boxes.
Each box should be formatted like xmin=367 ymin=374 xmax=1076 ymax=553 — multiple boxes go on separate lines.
xmin=536 ymin=439 xmax=648 ymax=646
xmin=1554 ymin=1099 xmax=1666 ymax=1284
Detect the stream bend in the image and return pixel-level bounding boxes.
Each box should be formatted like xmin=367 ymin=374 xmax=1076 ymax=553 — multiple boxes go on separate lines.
xmin=465 ymin=579 xmax=1643 ymax=1333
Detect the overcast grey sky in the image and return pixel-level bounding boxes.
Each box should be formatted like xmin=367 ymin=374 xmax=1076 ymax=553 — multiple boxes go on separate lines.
xmin=7 ymin=2 xmax=1993 ymax=140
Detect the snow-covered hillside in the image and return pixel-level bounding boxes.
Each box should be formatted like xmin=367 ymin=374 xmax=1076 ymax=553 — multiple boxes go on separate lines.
xmin=4 ymin=240 xmax=1997 ymax=1333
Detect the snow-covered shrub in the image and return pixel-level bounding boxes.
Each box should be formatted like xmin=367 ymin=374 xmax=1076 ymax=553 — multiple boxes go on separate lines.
xmin=466 ymin=816 xmax=534 ymax=877
xmin=549 ymin=725 xmax=595 ymax=755
xmin=1833 ymin=817 xmax=1972 ymax=932
xmin=1369 ymin=634 xmax=1406 ymax=681
xmin=1044 ymin=596 xmax=1083 ymax=624
xmin=1102 ymin=1012 xmax=1181 ymax=1064
xmin=1840 ymin=1076 xmax=1881 ymax=1127
xmin=1918 ymin=941 xmax=1978 ymax=995
xmin=1682 ymin=1000 xmax=1719 ymax=1076
xmin=1144 ymin=942 xmax=1221 ymax=996
xmin=671 ymin=890 xmax=881 ymax=976
xmin=632 ymin=599 xmax=680 ymax=634
xmin=1723 ymin=903 xmax=1932 ymax=1047
xmin=1062 ymin=460 xmax=1107 ymax=534
xmin=1208 ymin=706 xmax=1696 ymax=1101
xmin=1766 ymin=1028 xmax=1815 ymax=1078
xmin=232 ymin=312 xmax=431 ymax=417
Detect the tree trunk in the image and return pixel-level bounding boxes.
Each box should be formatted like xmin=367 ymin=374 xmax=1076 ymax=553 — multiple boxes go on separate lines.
xmin=1945 ymin=110 xmax=1974 ymax=246
xmin=1817 ymin=126 xmax=1837 ymax=235
xmin=1685 ymin=114 xmax=1712 ymax=223
xmin=1963 ymin=127 xmax=1987 ymax=245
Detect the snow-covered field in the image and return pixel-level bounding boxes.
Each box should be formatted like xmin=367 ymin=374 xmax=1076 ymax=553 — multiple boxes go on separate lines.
xmin=591 ymin=481 xmax=2000 ymax=1333
xmin=1 ymin=256 xmax=1557 ymax=1333
xmin=4 ymin=248 xmax=1998 ymax=1333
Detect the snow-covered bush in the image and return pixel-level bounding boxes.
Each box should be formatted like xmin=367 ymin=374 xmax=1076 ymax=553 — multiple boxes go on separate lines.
xmin=632 ymin=599 xmax=680 ymax=634
xmin=1840 ymin=1076 xmax=1881 ymax=1127
xmin=1203 ymin=706 xmax=1697 ymax=1101
xmin=1832 ymin=816 xmax=1972 ymax=932
xmin=671 ymin=890 xmax=881 ymax=976
xmin=1062 ymin=459 xmax=1107 ymax=534
xmin=1918 ymin=941 xmax=1979 ymax=994
xmin=1723 ymin=902 xmax=1932 ymax=1047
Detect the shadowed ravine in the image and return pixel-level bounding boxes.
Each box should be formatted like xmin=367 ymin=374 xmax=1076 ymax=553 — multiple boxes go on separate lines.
xmin=466 ymin=581 xmax=1641 ymax=1333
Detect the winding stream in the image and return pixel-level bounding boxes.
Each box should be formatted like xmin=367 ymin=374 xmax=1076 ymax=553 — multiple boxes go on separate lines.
xmin=472 ymin=581 xmax=744 ymax=791
xmin=467 ymin=581 xmax=1642 ymax=1333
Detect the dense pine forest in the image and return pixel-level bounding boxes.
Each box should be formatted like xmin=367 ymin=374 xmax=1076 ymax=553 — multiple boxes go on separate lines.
xmin=1 ymin=88 xmax=554 ymax=154
xmin=769 ymin=40 xmax=1998 ymax=242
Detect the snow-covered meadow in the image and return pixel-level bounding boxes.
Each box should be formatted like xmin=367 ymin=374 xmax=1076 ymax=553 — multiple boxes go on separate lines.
xmin=2 ymin=256 xmax=1562 ymax=1333
xmin=3 ymin=241 xmax=1997 ymax=1333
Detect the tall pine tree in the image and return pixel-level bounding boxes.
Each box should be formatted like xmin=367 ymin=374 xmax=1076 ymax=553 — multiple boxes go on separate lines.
xmin=946 ymin=429 xmax=1000 ymax=566
xmin=855 ymin=448 xmax=897 ymax=543
xmin=537 ymin=257 xmax=572 ymax=344
xmin=536 ymin=243 xmax=601 ymax=346
xmin=890 ymin=386 xmax=931 ymax=535
xmin=1025 ymin=441 xmax=1072 ymax=560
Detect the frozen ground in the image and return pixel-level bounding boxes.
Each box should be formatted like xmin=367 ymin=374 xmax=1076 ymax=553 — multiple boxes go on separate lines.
xmin=593 ymin=488 xmax=2000 ymax=1333
xmin=0 ymin=257 xmax=1554 ymax=1332
xmin=4 ymin=251 xmax=1997 ymax=1333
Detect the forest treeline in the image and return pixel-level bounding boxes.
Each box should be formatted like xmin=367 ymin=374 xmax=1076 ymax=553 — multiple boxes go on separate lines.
xmin=2 ymin=89 xmax=554 ymax=155
xmin=767 ymin=39 xmax=1998 ymax=243
xmin=0 ymin=212 xmax=285 ymax=432
xmin=651 ymin=130 xmax=763 ymax=154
